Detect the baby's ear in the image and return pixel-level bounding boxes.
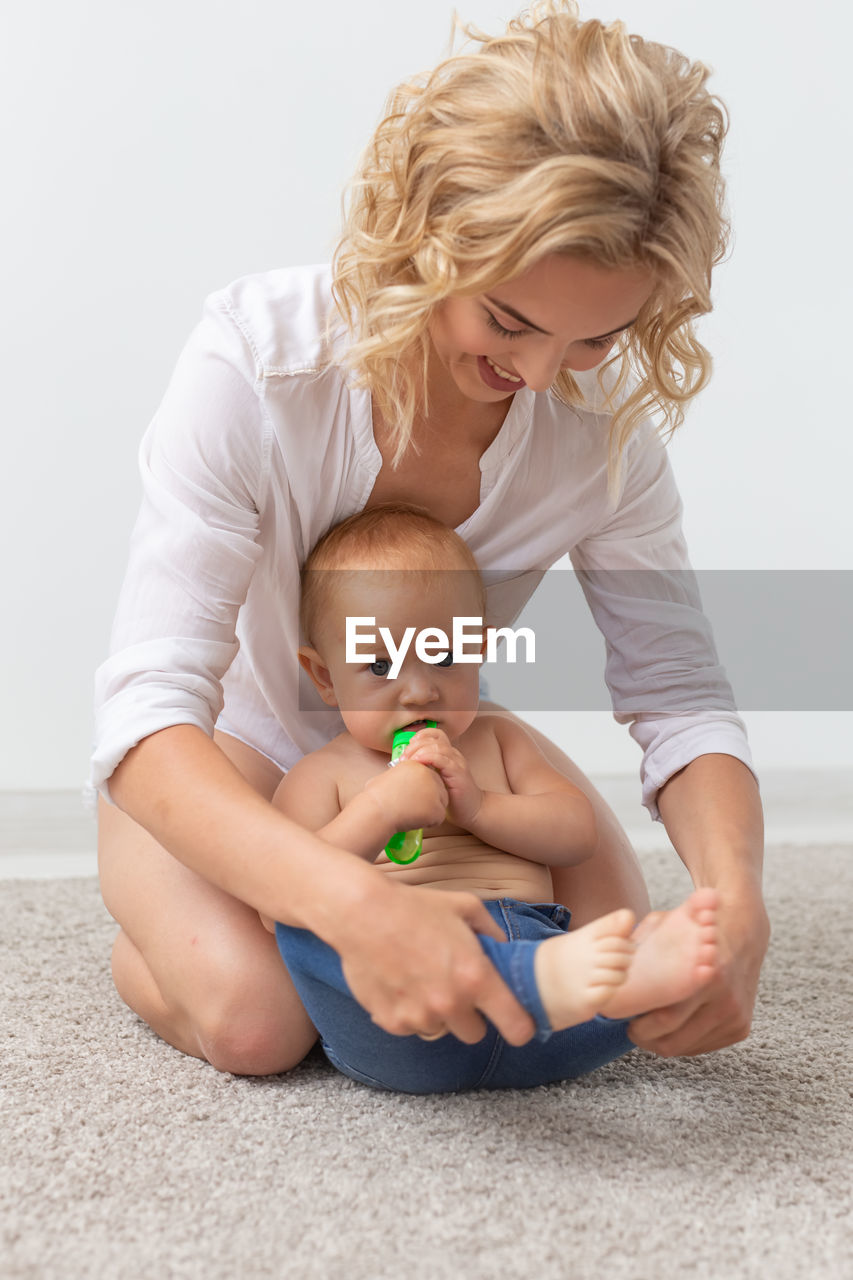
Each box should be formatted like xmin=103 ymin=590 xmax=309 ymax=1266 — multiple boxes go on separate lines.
xmin=298 ymin=646 xmax=338 ymax=707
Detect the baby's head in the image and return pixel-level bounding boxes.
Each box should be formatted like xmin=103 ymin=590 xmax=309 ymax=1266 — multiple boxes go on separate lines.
xmin=300 ymin=503 xmax=486 ymax=752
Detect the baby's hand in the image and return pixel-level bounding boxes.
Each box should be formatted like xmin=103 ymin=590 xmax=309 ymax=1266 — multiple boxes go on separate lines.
xmin=363 ymin=760 xmax=448 ymax=833
xmin=403 ymin=728 xmax=483 ymax=828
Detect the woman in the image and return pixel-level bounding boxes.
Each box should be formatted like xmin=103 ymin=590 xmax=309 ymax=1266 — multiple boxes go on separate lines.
xmin=94 ymin=0 xmax=767 ymax=1076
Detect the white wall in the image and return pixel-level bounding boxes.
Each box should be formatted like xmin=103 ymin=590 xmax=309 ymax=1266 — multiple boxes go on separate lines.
xmin=2 ymin=0 xmax=851 ymax=790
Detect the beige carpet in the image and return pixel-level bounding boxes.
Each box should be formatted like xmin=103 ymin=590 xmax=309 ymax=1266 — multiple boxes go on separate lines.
xmin=2 ymin=845 xmax=851 ymax=1280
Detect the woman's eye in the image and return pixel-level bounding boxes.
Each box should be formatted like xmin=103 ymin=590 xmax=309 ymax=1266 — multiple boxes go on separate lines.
xmin=486 ymin=306 xmax=619 ymax=352
xmin=369 ymin=659 xmax=391 ymax=677
xmin=485 ymin=310 xmax=526 ymax=341
xmin=436 ymin=652 xmax=454 ymax=667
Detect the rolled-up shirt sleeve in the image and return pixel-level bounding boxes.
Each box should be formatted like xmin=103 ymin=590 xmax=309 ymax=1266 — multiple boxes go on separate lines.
xmin=570 ymin=421 xmax=757 ymax=821
xmin=91 ymin=293 xmax=269 ymax=802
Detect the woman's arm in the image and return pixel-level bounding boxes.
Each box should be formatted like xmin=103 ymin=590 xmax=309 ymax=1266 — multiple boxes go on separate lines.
xmin=568 ymin=421 xmax=766 ymax=1055
xmin=109 ymin=725 xmax=383 ymax=930
xmin=629 ymin=753 xmax=770 ymax=1056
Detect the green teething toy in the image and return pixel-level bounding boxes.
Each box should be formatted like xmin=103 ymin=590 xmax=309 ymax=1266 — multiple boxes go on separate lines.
xmin=384 ymin=721 xmax=437 ymax=864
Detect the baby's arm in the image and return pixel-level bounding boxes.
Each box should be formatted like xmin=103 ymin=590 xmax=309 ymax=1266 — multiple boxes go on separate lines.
xmin=271 ymin=749 xmax=448 ymax=861
xmin=257 ymin=750 xmax=445 ymax=932
xmin=271 ymin=753 xmax=378 ymax=863
xmin=405 ymin=721 xmax=596 ymax=867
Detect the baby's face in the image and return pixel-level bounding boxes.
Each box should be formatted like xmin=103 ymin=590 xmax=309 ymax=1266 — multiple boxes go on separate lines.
xmin=311 ymin=567 xmax=484 ymax=754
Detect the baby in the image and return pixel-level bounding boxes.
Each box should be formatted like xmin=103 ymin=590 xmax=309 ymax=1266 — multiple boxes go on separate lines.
xmin=267 ymin=503 xmax=718 ymax=1093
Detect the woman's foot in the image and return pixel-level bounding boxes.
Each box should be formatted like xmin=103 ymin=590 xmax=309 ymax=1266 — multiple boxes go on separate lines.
xmin=534 ymin=890 xmax=719 ymax=1032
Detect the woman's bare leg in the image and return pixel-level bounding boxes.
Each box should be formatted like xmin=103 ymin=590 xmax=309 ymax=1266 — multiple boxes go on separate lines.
xmin=97 ymin=730 xmax=318 ymax=1075
xmin=479 ymin=702 xmax=651 ymax=926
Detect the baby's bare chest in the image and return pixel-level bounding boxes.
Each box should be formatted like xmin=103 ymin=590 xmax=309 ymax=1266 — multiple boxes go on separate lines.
xmin=336 ymin=732 xmax=553 ymax=902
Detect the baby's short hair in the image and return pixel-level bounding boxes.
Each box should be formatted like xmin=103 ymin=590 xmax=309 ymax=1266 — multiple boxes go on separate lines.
xmin=301 ymin=502 xmax=485 ymax=645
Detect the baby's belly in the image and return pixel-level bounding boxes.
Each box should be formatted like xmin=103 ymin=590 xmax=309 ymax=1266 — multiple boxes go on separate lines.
xmin=375 ymin=834 xmax=554 ymax=903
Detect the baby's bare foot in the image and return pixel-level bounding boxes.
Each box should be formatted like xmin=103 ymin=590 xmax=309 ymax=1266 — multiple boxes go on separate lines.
xmin=630 ymin=910 xmax=665 ymax=946
xmin=602 ymin=889 xmax=719 ymax=1020
xmin=533 ymin=908 xmax=637 ymax=1032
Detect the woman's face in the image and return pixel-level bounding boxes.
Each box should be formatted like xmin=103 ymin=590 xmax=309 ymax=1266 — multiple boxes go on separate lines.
xmin=427 ymin=254 xmax=656 ymax=404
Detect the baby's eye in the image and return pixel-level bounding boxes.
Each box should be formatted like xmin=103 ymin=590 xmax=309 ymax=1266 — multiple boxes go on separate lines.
xmin=369 ymin=659 xmax=391 ymax=677
xmin=436 ymin=652 xmax=454 ymax=667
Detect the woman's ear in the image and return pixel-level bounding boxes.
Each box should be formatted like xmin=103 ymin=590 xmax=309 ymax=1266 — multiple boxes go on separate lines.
xmin=298 ymin=646 xmax=338 ymax=706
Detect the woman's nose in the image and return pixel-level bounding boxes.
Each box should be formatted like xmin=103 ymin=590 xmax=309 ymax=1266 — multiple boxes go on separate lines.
xmin=513 ymin=343 xmax=567 ymax=392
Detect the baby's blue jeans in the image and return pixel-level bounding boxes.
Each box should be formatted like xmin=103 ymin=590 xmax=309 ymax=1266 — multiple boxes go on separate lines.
xmin=276 ymin=898 xmax=634 ymax=1094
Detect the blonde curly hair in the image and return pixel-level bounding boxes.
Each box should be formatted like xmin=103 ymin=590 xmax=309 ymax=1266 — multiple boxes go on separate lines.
xmin=328 ymin=0 xmax=730 ymax=485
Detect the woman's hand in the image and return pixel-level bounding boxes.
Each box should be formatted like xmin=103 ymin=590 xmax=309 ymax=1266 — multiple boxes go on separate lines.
xmin=362 ymin=759 xmax=448 ymax=833
xmin=641 ymin=755 xmax=769 ymax=1056
xmin=404 ymin=727 xmax=484 ymax=827
xmin=329 ymin=878 xmax=537 ymax=1045
xmin=627 ymin=888 xmax=770 ymax=1056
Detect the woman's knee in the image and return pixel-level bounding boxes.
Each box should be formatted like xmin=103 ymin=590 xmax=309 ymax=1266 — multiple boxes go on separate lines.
xmin=195 ymin=1005 xmax=316 ymax=1077
xmin=191 ymin=959 xmax=318 ymax=1074
xmin=189 ymin=930 xmax=319 ymax=1074
xmin=111 ymin=926 xmax=317 ymax=1076
xmin=97 ymin=790 xmax=318 ymax=1075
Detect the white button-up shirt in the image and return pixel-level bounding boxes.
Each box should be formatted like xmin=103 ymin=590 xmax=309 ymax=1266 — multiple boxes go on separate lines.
xmin=92 ymin=264 xmax=754 ymax=819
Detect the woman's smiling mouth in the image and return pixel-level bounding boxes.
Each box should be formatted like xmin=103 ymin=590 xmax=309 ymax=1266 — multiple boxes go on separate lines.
xmin=485 ymin=355 xmax=522 ymax=382
xmin=477 ymin=353 xmax=526 ymax=390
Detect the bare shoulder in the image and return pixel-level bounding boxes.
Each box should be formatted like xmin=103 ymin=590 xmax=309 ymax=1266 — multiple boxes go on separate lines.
xmin=314 ymin=731 xmax=364 ymax=763
xmin=456 ymin=713 xmax=505 ymax=749
xmin=455 ymin=713 xmax=531 ymax=774
xmin=274 ymin=733 xmax=363 ymax=826
xmin=284 ymin=734 xmax=345 ymax=778
xmin=276 ymin=733 xmax=364 ymax=799
xmin=466 ymin=714 xmax=580 ymax=795
xmin=460 ymin=714 xmax=538 ymax=753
